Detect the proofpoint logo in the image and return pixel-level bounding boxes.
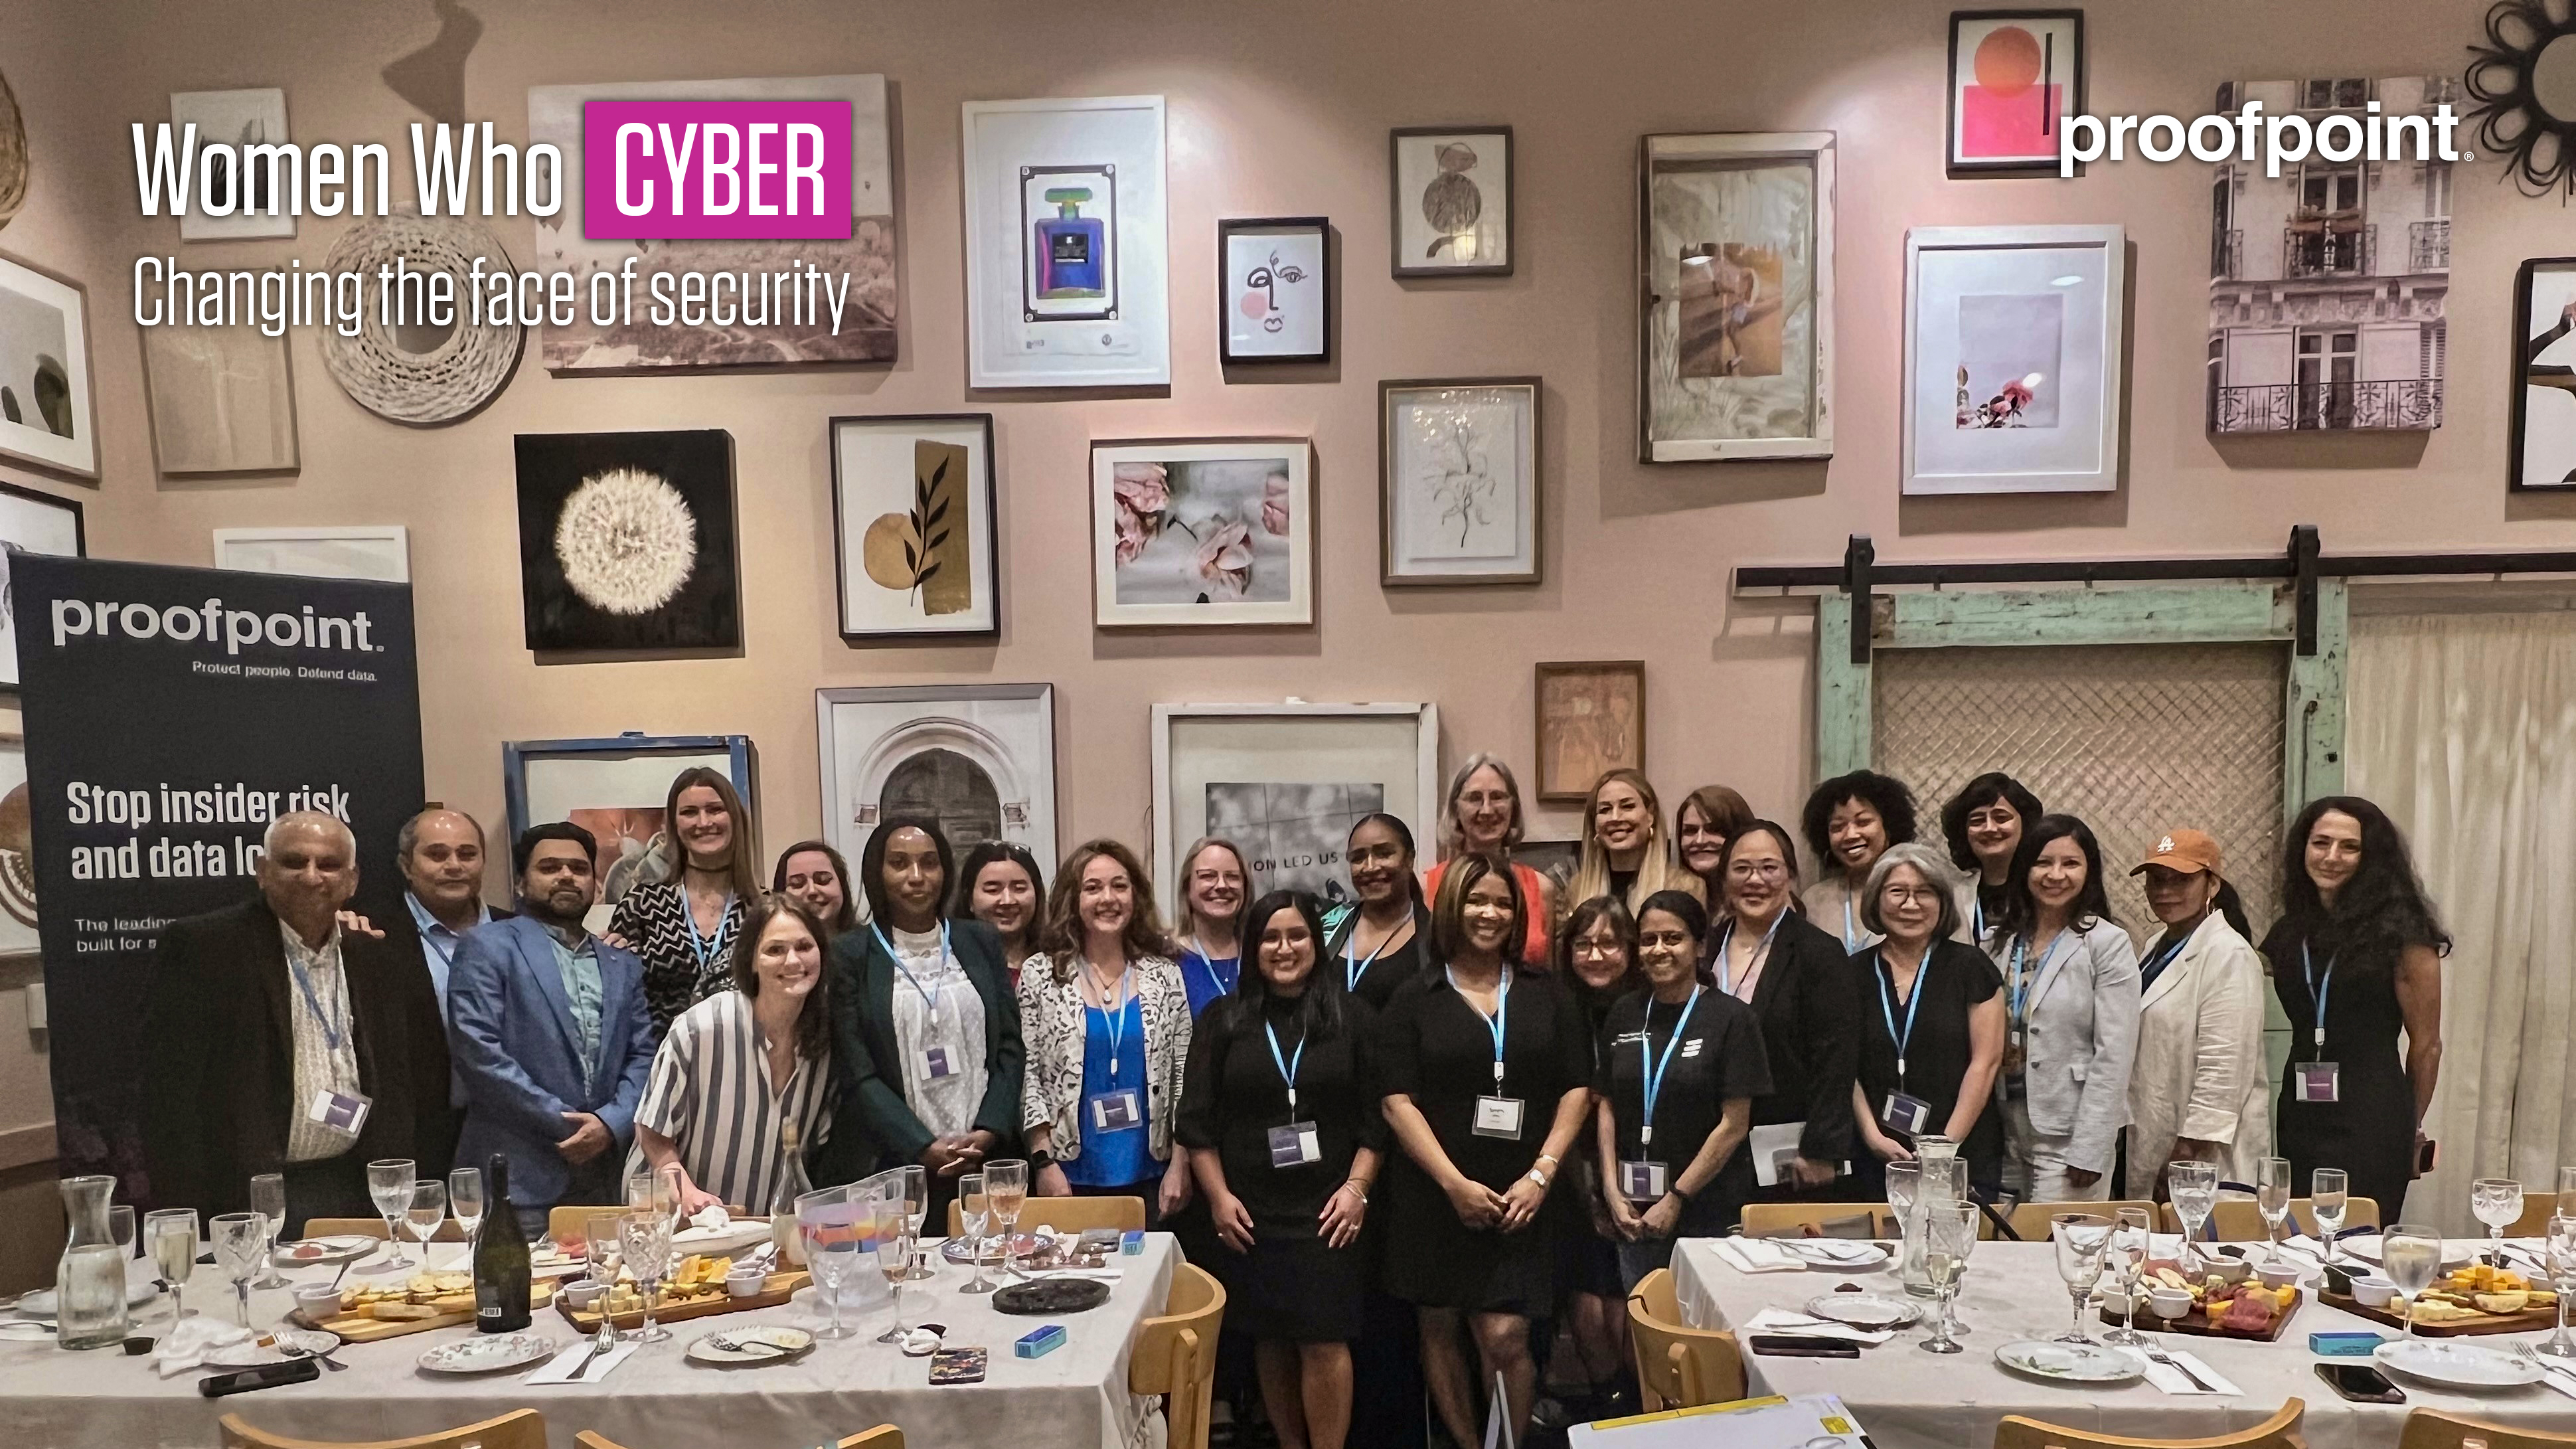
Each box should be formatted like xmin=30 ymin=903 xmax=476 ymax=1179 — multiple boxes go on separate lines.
xmin=50 ymin=596 xmax=381 ymax=655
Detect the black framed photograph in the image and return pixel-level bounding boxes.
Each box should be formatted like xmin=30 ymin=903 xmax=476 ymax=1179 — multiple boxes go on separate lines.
xmin=2513 ymin=256 xmax=2576 ymax=491
xmin=1218 ymin=217 xmax=1330 ymax=365
xmin=513 ymin=430 xmax=741 ymax=653
xmin=1390 ymin=127 xmax=1512 ymax=278
xmin=1945 ymin=10 xmax=2085 ymax=178
xmin=829 ymin=414 xmax=1000 ymax=641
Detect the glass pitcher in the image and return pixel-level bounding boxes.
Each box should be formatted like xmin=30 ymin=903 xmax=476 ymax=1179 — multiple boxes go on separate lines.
xmin=56 ymin=1175 xmax=131 ymax=1350
xmin=1901 ymin=1136 xmax=1961 ymax=1298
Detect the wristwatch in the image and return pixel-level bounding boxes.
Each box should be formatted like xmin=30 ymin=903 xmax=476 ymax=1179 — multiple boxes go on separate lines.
xmin=1026 ymin=1148 xmax=1056 ymax=1173
xmin=1525 ymin=1167 xmax=1550 ymax=1189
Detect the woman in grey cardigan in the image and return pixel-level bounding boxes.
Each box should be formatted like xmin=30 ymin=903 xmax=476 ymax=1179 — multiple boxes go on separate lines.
xmin=1984 ymin=814 xmax=2141 ymax=1203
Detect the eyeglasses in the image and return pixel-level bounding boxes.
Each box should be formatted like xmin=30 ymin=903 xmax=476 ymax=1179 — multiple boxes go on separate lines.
xmin=1880 ymin=886 xmax=1945 ymax=906
xmin=1571 ymin=940 xmax=1623 ymax=957
xmin=1726 ymin=861 xmax=1789 ymax=881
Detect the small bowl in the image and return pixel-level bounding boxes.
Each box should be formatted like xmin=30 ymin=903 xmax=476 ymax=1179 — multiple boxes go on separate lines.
xmin=2148 ymin=1286 xmax=2195 ymax=1320
xmin=724 ymin=1270 xmax=766 ymax=1299
xmin=2351 ymin=1274 xmax=2397 ymax=1308
xmin=2200 ymin=1258 xmax=2254 ymax=1286
xmin=561 ymin=1282 xmax=607 ymax=1311
xmin=2257 ymin=1263 xmax=2300 ymax=1290
xmin=292 ymin=1284 xmax=345 ymax=1324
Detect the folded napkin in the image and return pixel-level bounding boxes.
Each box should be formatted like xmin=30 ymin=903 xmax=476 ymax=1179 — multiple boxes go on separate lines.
xmin=2121 ymin=1346 xmax=2243 ymax=1397
xmin=2540 ymin=1360 xmax=2576 ymax=1401
xmin=687 ymin=1205 xmax=732 ymax=1233
xmin=1786 ymin=1239 xmax=1884 ymax=1266
xmin=1743 ymin=1307 xmax=1895 ymax=1345
xmin=153 ymin=1317 xmax=256 ymax=1378
xmin=526 ymin=1339 xmax=640 ymax=1386
xmin=1710 ymin=1238 xmax=1810 ymax=1274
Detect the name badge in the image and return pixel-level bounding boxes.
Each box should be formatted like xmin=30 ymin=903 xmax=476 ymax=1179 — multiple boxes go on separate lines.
xmin=1880 ymin=1090 xmax=1933 ymax=1136
xmin=1618 ymin=1159 xmax=1668 ymax=1202
xmin=923 ymin=1045 xmax=959 ymax=1081
xmin=2294 ymin=1062 xmax=2341 ymax=1104
xmin=306 ymin=1088 xmax=372 ymax=1141
xmin=1088 ymin=1090 xmax=1143 ymax=1132
xmin=1471 ymin=1094 xmax=1526 ymax=1140
xmin=1268 ymin=1122 xmax=1323 ymax=1169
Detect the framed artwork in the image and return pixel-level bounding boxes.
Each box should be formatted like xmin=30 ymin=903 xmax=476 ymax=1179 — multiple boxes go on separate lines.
xmin=0 ymin=251 xmax=95 ymax=477
xmin=1946 ymin=11 xmax=2085 ymax=178
xmin=214 ymin=525 xmax=409 ymax=582
xmin=1511 ymin=838 xmax=1580 ymax=895
xmin=1901 ymin=224 xmax=2125 ymax=495
xmin=1638 ymin=132 xmax=1835 ymax=464
xmin=830 ymin=414 xmax=999 ymax=641
xmin=2511 ymin=256 xmax=2576 ymax=491
xmin=1218 ymin=217 xmax=1329 ymax=365
xmin=1091 ymin=438 xmax=1313 ymax=628
xmin=1533 ymin=661 xmax=1645 ymax=803
xmin=141 ymin=323 xmax=299 ymax=474
xmin=527 ymin=74 xmax=895 ymax=372
xmin=815 ymin=683 xmax=1057 ymax=879
xmin=513 ymin=430 xmax=741 ymax=652
xmin=1152 ymin=701 xmax=1440 ymax=908
xmin=169 ymin=88 xmax=294 ymax=239
xmin=0 ymin=479 xmax=84 ymax=689
xmin=504 ymin=732 xmax=758 ymax=932
xmin=0 ymin=733 xmax=32 ymax=956
xmin=1380 ymin=377 xmax=1540 ymax=586
xmin=963 ymin=95 xmax=1170 ymax=389
xmin=1390 ymin=127 xmax=1512 ymax=277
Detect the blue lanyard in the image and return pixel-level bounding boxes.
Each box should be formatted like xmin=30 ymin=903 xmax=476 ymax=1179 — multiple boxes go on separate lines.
xmin=2007 ymin=932 xmax=2071 ymax=1033
xmin=1447 ymin=965 xmax=1512 ymax=1088
xmin=1637 ymin=986 xmax=1703 ymax=1148
xmin=1876 ymin=952 xmax=1928 ymax=1087
xmin=1971 ymin=895 xmax=1985 ymax=942
xmin=1344 ymin=909 xmax=1412 ymax=991
xmin=1263 ymin=1019 xmax=1308 ymax=1115
xmin=2301 ymin=942 xmax=2334 ymax=1054
xmin=1188 ymin=946 xmax=1238 ymax=1002
xmin=2142 ymin=931 xmax=2190 ymax=983
xmin=1088 ymin=966 xmax=1135 ymax=1081
xmin=1714 ymin=910 xmax=1786 ymax=998
xmin=1842 ymin=897 xmax=1862 ymax=952
xmin=286 ymin=947 xmax=347 ymax=1052
xmin=684 ymin=894 xmax=737 ymax=972
xmin=872 ymin=922 xmax=953 ymax=1027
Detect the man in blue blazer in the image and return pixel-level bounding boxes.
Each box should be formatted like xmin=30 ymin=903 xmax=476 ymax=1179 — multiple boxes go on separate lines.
xmin=449 ymin=821 xmax=655 ymax=1234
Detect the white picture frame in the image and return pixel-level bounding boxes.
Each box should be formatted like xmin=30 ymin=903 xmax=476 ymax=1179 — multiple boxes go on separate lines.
xmin=962 ymin=95 xmax=1170 ymax=389
xmin=213 ymin=525 xmax=411 ymax=583
xmin=170 ymin=88 xmax=293 ymax=242
xmin=1380 ymin=377 xmax=1542 ymax=586
xmin=1901 ymin=224 xmax=2125 ymax=495
xmin=0 ymin=252 xmax=97 ymax=478
xmin=1152 ymin=701 xmax=1440 ymax=910
xmin=815 ymin=684 xmax=1058 ymax=880
xmin=0 ymin=480 xmax=83 ymax=690
xmin=1091 ymin=438 xmax=1314 ymax=628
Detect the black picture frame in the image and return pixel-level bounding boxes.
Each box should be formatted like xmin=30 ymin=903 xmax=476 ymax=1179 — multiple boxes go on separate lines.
xmin=2510 ymin=256 xmax=2576 ymax=492
xmin=1945 ymin=9 xmax=2086 ymax=179
xmin=827 ymin=412 xmax=1003 ymax=643
xmin=1217 ymin=217 xmax=1332 ymax=366
xmin=512 ymin=429 xmax=742 ymax=654
xmin=1390 ymin=126 xmax=1514 ymax=278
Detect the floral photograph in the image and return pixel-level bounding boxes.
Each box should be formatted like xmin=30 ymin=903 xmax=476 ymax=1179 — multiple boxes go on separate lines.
xmin=513 ymin=429 xmax=741 ymax=652
xmin=1091 ymin=440 xmax=1313 ymax=626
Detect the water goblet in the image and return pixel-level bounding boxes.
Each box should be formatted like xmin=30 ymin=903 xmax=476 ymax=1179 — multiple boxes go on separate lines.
xmin=2051 ymin=1214 xmax=2112 ymax=1343
xmin=2557 ymin=1165 xmax=2576 ymax=1223
xmin=899 ymin=1164 xmax=933 ymax=1280
xmin=617 ymin=1210 xmax=674 ymax=1344
xmin=447 ymin=1167 xmax=485 ymax=1246
xmin=2541 ymin=1214 xmax=2576 ymax=1359
xmin=585 ymin=1213 xmax=625 ymax=1295
xmin=2471 ymin=1177 xmax=2524 ymax=1268
xmin=2381 ymin=1223 xmax=2443 ymax=1343
xmin=145 ymin=1208 xmax=199 ymax=1322
xmin=2255 ymin=1157 xmax=2292 ymax=1250
xmin=957 ymin=1173 xmax=995 ymax=1296
xmin=211 ymin=1213 xmax=266 ymax=1328
xmin=1919 ymin=1201 xmax=1978 ymax=1355
xmin=406 ymin=1180 xmax=448 ymax=1269
xmin=2311 ymin=1169 xmax=2349 ymax=1264
xmin=2166 ymin=1160 xmax=2217 ymax=1271
xmin=2103 ymin=1207 xmax=2154 ymax=1347
xmin=366 ymin=1158 xmax=416 ymax=1266
xmin=246 ymin=1175 xmax=291 ymax=1288
xmin=873 ymin=1195 xmax=916 ymax=1342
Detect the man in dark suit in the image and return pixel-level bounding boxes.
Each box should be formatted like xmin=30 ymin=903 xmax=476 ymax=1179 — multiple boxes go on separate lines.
xmin=449 ymin=822 xmax=655 ymax=1234
xmin=141 ymin=811 xmax=454 ymax=1231
xmin=380 ymin=806 xmax=513 ymax=1170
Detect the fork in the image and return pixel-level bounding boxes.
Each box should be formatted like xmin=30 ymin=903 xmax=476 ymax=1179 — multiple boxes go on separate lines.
xmin=2138 ymin=1343 xmax=2219 ymax=1392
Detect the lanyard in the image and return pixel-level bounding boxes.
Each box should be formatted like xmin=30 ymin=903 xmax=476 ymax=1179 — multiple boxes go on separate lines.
xmin=2141 ymin=930 xmax=2190 ymax=984
xmin=1263 ymin=1019 xmax=1308 ymax=1116
xmin=2301 ymin=942 xmax=2334 ymax=1054
xmin=1448 ymin=965 xmax=1512 ymax=1088
xmin=287 ymin=948 xmax=347 ymax=1052
xmin=873 ymin=922 xmax=953 ymax=1029
xmin=1714 ymin=910 xmax=1786 ymax=999
xmin=1637 ymin=986 xmax=1703 ymax=1148
xmin=1344 ymin=908 xmax=1413 ymax=991
xmin=1876 ymin=952 xmax=1928 ymax=1087
xmin=1842 ymin=896 xmax=1862 ymax=952
xmin=684 ymin=894 xmax=737 ymax=972
xmin=2007 ymin=932 xmax=2071 ymax=1033
xmin=1088 ymin=965 xmax=1136 ymax=1081
xmin=1971 ymin=895 xmax=1985 ymax=942
xmin=1188 ymin=944 xmax=1238 ymax=1003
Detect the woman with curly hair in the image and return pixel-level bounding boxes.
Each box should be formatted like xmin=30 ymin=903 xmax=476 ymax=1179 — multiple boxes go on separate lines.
xmin=1938 ymin=772 xmax=2043 ymax=943
xmin=1799 ymin=770 xmax=1921 ymax=954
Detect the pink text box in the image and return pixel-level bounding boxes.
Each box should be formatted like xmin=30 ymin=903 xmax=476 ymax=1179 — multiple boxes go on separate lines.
xmin=583 ymin=100 xmax=853 ymax=240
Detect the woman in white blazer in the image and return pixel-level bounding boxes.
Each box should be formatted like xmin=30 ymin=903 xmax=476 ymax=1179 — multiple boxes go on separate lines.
xmin=1984 ymin=814 xmax=2140 ymax=1203
xmin=2124 ymin=829 xmax=2273 ymax=1194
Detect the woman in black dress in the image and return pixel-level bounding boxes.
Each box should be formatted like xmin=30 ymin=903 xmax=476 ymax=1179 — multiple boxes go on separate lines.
xmin=1597 ymin=891 xmax=1771 ymax=1286
xmin=1327 ymin=813 xmax=1426 ymax=1011
xmin=1712 ymin=821 xmax=1859 ymax=1199
xmin=1181 ymin=891 xmax=1383 ymax=1449
xmin=1379 ymin=853 xmax=1591 ymax=1449
xmin=1938 ymin=773 xmax=2042 ymax=944
xmin=2263 ymin=796 xmax=2447 ymax=1221
xmin=1555 ymin=896 xmax=1643 ymax=1419
xmin=1844 ymin=843 xmax=2008 ymax=1198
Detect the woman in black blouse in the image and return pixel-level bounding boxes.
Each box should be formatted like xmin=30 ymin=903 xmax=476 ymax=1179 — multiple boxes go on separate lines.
xmin=1180 ymin=891 xmax=1384 ymax=1449
xmin=1844 ymin=843 xmax=2007 ymax=1198
xmin=1379 ymin=853 xmax=1591 ymax=1449
xmin=609 ymin=767 xmax=763 ymax=1037
xmin=1712 ymin=821 xmax=1860 ymax=1199
xmin=1326 ymin=813 xmax=1425 ymax=1011
xmin=1556 ymin=896 xmax=1643 ymax=1419
xmin=1939 ymin=773 xmax=2042 ymax=944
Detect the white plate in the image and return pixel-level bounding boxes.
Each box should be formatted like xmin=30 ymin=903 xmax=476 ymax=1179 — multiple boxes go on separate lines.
xmin=1994 ymin=1339 xmax=2148 ymax=1385
xmin=1803 ymin=1291 xmax=1921 ymax=1329
xmin=14 ymin=1274 xmax=161 ymax=1319
xmin=685 ymin=1324 xmax=816 ymax=1364
xmin=1785 ymin=1240 xmax=1890 ymax=1270
xmin=2375 ymin=1339 xmax=2546 ymax=1389
xmin=418 ymin=1332 xmax=557 ymax=1375
xmin=276 ymin=1235 xmax=380 ymax=1268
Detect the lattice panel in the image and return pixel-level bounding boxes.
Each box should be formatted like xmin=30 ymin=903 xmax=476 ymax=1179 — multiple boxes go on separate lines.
xmin=1873 ymin=643 xmax=2287 ymax=942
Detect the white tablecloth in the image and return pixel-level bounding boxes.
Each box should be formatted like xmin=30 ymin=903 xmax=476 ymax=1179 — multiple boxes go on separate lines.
xmin=3 ymin=1237 xmax=1176 ymax=1449
xmin=1672 ymin=1238 xmax=2572 ymax=1449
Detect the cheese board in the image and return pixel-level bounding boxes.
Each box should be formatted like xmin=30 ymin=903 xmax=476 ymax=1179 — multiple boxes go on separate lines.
xmin=307 ymin=1273 xmax=560 ymax=1344
xmin=2101 ymin=1286 xmax=2304 ymax=1343
xmin=2095 ymin=1259 xmax=2304 ymax=1343
xmin=2320 ymin=1260 xmax=2566 ymax=1338
xmin=555 ymin=1269 xmax=810 ymax=1333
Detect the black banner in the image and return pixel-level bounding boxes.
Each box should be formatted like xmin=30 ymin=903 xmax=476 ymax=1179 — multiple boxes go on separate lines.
xmin=15 ymin=555 xmax=424 ymax=1195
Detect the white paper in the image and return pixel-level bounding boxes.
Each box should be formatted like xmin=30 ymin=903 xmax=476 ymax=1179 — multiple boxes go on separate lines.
xmin=527 ymin=1339 xmax=641 ymax=1385
xmin=1744 ymin=1307 xmax=1894 ymax=1345
xmin=1569 ymin=1393 xmax=1866 ymax=1449
xmin=1710 ymin=1237 xmax=1810 ymax=1274
xmin=2124 ymin=1346 xmax=2242 ymax=1397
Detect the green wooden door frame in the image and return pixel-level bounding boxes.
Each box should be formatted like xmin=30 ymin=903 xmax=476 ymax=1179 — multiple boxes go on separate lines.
xmin=1814 ymin=581 xmax=2348 ymax=824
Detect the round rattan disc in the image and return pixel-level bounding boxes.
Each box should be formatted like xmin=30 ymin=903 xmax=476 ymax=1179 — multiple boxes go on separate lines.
xmin=318 ymin=212 xmax=524 ymax=425
xmin=0 ymin=66 xmax=28 ymax=226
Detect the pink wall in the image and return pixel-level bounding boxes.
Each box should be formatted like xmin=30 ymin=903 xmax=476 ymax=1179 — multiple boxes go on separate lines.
xmin=2 ymin=0 xmax=2564 ymax=883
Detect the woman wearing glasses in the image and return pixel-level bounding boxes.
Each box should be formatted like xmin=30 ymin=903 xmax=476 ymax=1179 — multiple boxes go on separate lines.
xmin=1844 ymin=843 xmax=2008 ymax=1199
xmin=1711 ymin=821 xmax=1858 ymax=1198
xmin=1425 ymin=754 xmax=1555 ymax=965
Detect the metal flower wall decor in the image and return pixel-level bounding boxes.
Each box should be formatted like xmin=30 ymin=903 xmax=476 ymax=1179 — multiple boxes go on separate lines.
xmin=2466 ymin=0 xmax=2576 ymax=199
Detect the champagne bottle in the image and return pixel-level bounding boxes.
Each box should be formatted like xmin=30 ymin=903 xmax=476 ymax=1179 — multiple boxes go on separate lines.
xmin=472 ymin=1153 xmax=532 ymax=1332
xmin=771 ymin=1120 xmax=812 ymax=1267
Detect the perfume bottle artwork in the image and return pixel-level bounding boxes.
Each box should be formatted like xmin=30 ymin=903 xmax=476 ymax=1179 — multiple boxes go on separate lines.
xmin=1021 ymin=165 xmax=1119 ymax=322
xmin=1036 ymin=189 xmax=1106 ymax=299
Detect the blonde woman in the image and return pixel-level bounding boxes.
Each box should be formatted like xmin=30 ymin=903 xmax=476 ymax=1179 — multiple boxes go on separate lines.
xmin=1425 ymin=753 xmax=1555 ymax=962
xmin=1566 ymin=769 xmax=1700 ymax=917
xmin=608 ymin=767 xmax=763 ymax=1037
xmin=1172 ymin=836 xmax=1251 ymax=1018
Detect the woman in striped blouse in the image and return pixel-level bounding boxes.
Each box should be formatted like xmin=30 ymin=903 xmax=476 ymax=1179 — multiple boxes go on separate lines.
xmin=631 ymin=895 xmax=837 ymax=1214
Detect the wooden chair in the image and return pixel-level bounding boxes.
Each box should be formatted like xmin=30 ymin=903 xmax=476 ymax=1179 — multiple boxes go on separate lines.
xmin=1738 ymin=1201 xmax=1897 ymax=1239
xmin=222 ymin=1409 xmax=546 ymax=1449
xmin=576 ymin=1430 xmax=902 ymax=1449
xmin=2006 ymin=1201 xmax=2158 ymax=1242
xmin=300 ymin=1217 xmax=467 ymax=1243
xmin=1129 ymin=1262 xmax=1226 ymax=1449
xmin=2506 ymin=1199 xmax=2563 ymax=1238
xmin=1625 ymin=1267 xmax=1746 ymax=1412
xmin=945 ymin=1195 xmax=1147 ymax=1236
xmin=2202 ymin=1197 xmax=2380 ymax=1241
xmin=2397 ymin=1407 xmax=2576 ymax=1449
xmin=1992 ymin=1397 xmax=2306 ymax=1449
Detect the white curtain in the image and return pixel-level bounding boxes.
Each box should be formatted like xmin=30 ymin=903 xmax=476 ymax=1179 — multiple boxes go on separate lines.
xmin=2346 ymin=611 xmax=2576 ymax=1234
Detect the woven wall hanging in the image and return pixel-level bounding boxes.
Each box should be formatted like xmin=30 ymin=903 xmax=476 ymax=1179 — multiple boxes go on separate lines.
xmin=319 ymin=211 xmax=524 ymax=425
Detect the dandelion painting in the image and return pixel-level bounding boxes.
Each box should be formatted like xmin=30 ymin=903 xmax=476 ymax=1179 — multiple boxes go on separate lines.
xmin=831 ymin=414 xmax=997 ymax=639
xmin=514 ymin=430 xmax=740 ymax=652
xmin=1380 ymin=379 xmax=1540 ymax=585
xmin=1090 ymin=439 xmax=1313 ymax=627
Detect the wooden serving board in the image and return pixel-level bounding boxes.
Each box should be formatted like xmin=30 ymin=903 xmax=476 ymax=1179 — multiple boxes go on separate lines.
xmin=314 ymin=1280 xmax=560 ymax=1343
xmin=553 ymin=1270 xmax=810 ymax=1333
xmin=2319 ymin=1288 xmax=2560 ymax=1337
xmin=2100 ymin=1288 xmax=2303 ymax=1343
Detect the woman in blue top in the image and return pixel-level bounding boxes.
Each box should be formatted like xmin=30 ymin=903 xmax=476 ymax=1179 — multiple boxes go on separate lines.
xmin=1174 ymin=836 xmax=1250 ymax=1017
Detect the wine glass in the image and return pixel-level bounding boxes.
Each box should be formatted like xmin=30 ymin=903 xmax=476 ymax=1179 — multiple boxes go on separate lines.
xmin=1919 ymin=1201 xmax=1978 ymax=1355
xmin=406 ymin=1180 xmax=448 ymax=1269
xmin=447 ymin=1167 xmax=485 ymax=1246
xmin=873 ymin=1195 xmax=916 ymax=1342
xmin=2381 ymin=1223 xmax=2443 ymax=1343
xmin=2167 ymin=1161 xmax=2217 ymax=1271
xmin=626 ymin=1165 xmax=683 ymax=1287
xmin=2103 ymin=1207 xmax=2154 ymax=1347
xmin=2471 ymin=1178 xmax=2524 ymax=1268
xmin=366 ymin=1158 xmax=416 ymax=1266
xmin=957 ymin=1173 xmax=995 ymax=1296
xmin=145 ymin=1207 xmax=198 ymax=1321
xmin=2255 ymin=1157 xmax=2292 ymax=1251
xmin=797 ymin=1186 xmax=860 ymax=1341
xmin=2051 ymin=1215 xmax=2111 ymax=1343
xmin=246 ymin=1174 xmax=289 ymax=1288
xmin=617 ymin=1210 xmax=674 ymax=1344
xmin=898 ymin=1164 xmax=933 ymax=1281
xmin=585 ymin=1213 xmax=625 ymax=1294
xmin=985 ymin=1159 xmax=1027 ymax=1277
xmin=2311 ymin=1169 xmax=2349 ymax=1264
xmin=2557 ymin=1165 xmax=2576 ymax=1223
xmin=2541 ymin=1215 xmax=2576 ymax=1359
xmin=211 ymin=1213 xmax=266 ymax=1328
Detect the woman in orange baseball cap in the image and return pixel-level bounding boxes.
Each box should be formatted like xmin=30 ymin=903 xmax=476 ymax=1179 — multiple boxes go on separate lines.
xmin=2125 ymin=829 xmax=2273 ymax=1196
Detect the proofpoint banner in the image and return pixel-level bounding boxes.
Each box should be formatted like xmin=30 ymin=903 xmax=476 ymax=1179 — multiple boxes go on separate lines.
xmin=15 ymin=554 xmax=425 ymax=1194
